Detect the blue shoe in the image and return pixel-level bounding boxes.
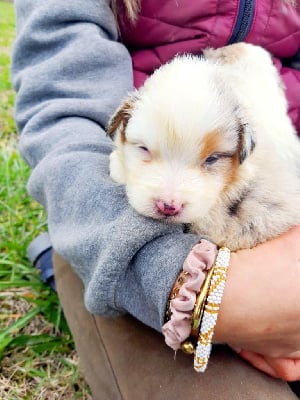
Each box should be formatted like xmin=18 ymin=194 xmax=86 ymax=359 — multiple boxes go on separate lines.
xmin=27 ymin=232 xmax=56 ymax=291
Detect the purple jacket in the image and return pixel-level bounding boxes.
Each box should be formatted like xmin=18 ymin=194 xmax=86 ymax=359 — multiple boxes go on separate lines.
xmin=119 ymin=0 xmax=300 ymax=132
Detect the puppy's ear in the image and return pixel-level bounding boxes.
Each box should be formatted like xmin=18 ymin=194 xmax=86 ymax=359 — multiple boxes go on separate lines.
xmin=106 ymin=92 xmax=139 ymax=140
xmin=238 ymin=123 xmax=256 ymax=164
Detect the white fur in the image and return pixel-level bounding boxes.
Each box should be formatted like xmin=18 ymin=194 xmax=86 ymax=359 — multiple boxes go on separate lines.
xmin=109 ymin=43 xmax=300 ymax=250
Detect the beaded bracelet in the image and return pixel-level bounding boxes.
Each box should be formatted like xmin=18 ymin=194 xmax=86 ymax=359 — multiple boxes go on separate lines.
xmin=194 ymin=247 xmax=230 ymax=372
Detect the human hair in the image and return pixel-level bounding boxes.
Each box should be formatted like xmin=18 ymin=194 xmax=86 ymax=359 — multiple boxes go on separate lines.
xmin=284 ymin=0 xmax=298 ymax=6
xmin=111 ymin=0 xmax=141 ymax=22
xmin=111 ymin=0 xmax=297 ymax=22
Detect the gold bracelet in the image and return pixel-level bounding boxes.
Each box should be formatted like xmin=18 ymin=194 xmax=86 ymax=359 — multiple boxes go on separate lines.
xmin=165 ymin=270 xmax=190 ymax=323
xmin=181 ymin=266 xmax=215 ymax=354
xmin=191 ymin=266 xmax=215 ymax=334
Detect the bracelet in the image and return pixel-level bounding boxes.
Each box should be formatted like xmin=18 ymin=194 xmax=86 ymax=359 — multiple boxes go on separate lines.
xmin=165 ymin=270 xmax=190 ymax=323
xmin=162 ymin=239 xmax=218 ymax=351
xmin=191 ymin=265 xmax=214 ymax=334
xmin=194 ymin=247 xmax=230 ymax=372
xmin=180 ymin=265 xmax=214 ymax=354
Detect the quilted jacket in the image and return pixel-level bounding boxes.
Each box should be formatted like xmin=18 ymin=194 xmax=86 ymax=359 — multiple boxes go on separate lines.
xmin=119 ymin=0 xmax=300 ymax=132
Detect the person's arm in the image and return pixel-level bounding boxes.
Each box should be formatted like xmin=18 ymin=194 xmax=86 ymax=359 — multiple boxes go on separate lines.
xmin=12 ymin=0 xmax=200 ymax=331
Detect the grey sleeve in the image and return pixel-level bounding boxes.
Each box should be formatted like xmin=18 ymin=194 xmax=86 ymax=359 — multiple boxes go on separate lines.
xmin=11 ymin=0 xmax=200 ymax=331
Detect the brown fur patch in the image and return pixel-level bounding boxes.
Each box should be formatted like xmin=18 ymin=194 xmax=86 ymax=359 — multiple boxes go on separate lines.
xmin=204 ymin=43 xmax=247 ymax=65
xmin=222 ymin=123 xmax=255 ymax=190
xmin=223 ymin=152 xmax=240 ymax=187
xmin=200 ymin=129 xmax=240 ymax=189
xmin=106 ymin=96 xmax=137 ymax=143
xmin=198 ymin=129 xmax=223 ymax=161
xmin=237 ymin=123 xmax=256 ymax=164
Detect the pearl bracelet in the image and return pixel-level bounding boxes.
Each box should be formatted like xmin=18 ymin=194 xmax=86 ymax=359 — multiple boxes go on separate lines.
xmin=194 ymin=247 xmax=230 ymax=372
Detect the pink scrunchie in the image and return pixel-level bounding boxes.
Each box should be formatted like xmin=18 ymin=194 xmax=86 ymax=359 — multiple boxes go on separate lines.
xmin=162 ymin=239 xmax=218 ymax=351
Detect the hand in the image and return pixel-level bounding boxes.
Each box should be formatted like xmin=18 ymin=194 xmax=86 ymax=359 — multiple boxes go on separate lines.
xmin=234 ymin=349 xmax=300 ymax=381
xmin=214 ymin=226 xmax=300 ymax=358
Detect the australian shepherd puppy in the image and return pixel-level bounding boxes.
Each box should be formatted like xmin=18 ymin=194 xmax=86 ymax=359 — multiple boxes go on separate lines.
xmin=107 ymin=43 xmax=300 ymax=250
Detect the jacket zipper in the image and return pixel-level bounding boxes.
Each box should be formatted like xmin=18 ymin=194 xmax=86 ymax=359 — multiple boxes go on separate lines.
xmin=228 ymin=0 xmax=255 ymax=43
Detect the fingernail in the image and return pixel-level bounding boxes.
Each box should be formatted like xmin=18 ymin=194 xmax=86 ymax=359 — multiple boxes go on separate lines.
xmin=230 ymin=346 xmax=241 ymax=353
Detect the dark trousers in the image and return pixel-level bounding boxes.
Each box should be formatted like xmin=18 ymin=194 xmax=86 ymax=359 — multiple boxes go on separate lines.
xmin=53 ymin=252 xmax=298 ymax=400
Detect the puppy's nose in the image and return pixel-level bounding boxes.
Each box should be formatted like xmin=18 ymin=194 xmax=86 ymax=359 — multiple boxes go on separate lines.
xmin=156 ymin=200 xmax=183 ymax=216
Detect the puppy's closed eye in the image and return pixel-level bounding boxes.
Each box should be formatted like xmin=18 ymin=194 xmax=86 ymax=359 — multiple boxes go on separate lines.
xmin=138 ymin=145 xmax=149 ymax=152
xmin=136 ymin=144 xmax=152 ymax=161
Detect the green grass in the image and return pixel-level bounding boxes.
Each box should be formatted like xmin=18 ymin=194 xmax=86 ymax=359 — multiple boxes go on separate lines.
xmin=0 ymin=2 xmax=91 ymax=398
xmin=0 ymin=2 xmax=15 ymax=141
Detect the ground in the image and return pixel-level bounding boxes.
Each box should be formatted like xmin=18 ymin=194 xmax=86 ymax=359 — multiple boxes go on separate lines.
xmin=0 ymin=2 xmax=91 ymax=398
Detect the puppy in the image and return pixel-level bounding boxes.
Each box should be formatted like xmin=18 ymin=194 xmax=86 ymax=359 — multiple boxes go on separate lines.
xmin=107 ymin=43 xmax=300 ymax=251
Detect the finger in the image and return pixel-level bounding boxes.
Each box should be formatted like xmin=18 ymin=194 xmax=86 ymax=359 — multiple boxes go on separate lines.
xmin=229 ymin=345 xmax=241 ymax=353
xmin=238 ymin=350 xmax=279 ymax=378
xmin=283 ymin=350 xmax=300 ymax=359
xmin=264 ymin=357 xmax=300 ymax=382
